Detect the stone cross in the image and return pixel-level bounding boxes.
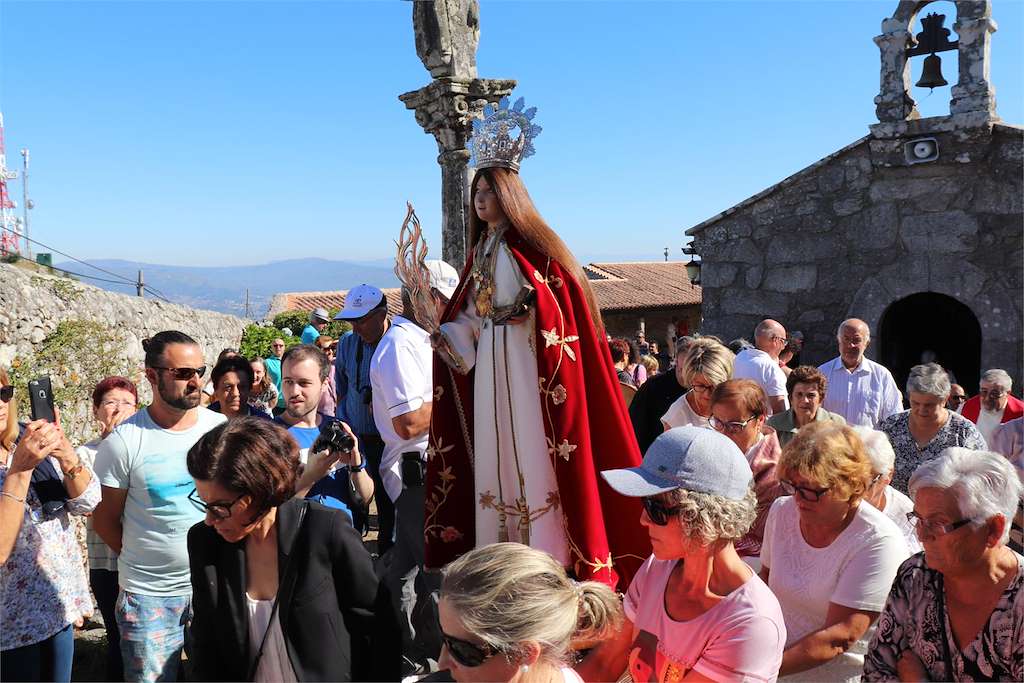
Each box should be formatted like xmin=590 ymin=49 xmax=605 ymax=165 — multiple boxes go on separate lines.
xmin=400 ymin=0 xmax=514 ymax=268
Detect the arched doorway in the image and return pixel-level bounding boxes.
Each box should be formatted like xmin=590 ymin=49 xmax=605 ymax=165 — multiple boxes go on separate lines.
xmin=879 ymin=292 xmax=982 ymax=397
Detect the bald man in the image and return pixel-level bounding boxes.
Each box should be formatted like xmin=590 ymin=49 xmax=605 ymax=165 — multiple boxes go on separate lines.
xmin=818 ymin=319 xmax=902 ymax=427
xmin=732 ymin=319 xmax=789 ymax=415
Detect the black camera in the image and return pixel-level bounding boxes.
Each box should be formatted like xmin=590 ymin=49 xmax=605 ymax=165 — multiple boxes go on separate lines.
xmin=360 ymin=386 xmax=373 ymax=405
xmin=311 ymin=420 xmax=356 ymax=455
xmin=401 ymin=452 xmax=425 ymax=488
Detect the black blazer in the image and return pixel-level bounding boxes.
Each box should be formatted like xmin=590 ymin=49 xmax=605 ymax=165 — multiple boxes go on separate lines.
xmin=187 ymin=498 xmax=399 ymax=681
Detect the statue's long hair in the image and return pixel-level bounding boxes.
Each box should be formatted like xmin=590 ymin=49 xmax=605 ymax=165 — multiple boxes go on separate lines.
xmin=468 ymin=167 xmax=604 ymax=334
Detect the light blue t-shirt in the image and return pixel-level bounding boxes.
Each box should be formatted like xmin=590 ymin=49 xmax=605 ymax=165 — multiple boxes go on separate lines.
xmin=94 ymin=407 xmax=227 ymax=596
xmin=300 ymin=324 xmax=320 ymax=344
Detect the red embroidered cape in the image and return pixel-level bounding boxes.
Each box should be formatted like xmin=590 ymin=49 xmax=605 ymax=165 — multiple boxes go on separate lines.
xmin=425 ymin=227 xmax=649 ymax=590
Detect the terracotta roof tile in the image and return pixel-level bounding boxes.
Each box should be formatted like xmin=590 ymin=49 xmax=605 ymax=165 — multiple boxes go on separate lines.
xmin=585 ymin=262 xmax=701 ymax=311
xmin=268 ymin=262 xmax=700 ymax=318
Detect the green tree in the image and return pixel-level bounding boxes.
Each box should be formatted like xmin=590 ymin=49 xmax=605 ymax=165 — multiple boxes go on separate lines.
xmin=239 ymin=325 xmax=299 ymax=359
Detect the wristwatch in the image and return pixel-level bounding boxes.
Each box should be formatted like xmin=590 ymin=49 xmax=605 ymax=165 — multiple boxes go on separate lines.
xmin=348 ymin=460 xmax=366 ymax=473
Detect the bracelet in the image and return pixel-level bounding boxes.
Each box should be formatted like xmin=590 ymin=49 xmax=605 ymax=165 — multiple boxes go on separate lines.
xmin=0 ymin=491 xmax=26 ymax=504
xmin=348 ymin=461 xmax=366 ymax=473
xmin=62 ymin=459 xmax=85 ymax=480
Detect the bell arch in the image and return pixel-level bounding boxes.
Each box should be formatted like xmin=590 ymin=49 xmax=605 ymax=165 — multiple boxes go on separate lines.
xmin=874 ymin=0 xmax=997 ymax=125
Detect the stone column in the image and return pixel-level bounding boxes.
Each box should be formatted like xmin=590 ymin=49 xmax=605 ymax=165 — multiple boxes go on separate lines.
xmin=950 ymin=13 xmax=998 ymax=119
xmin=401 ymin=0 xmax=515 ymax=269
xmin=400 ymin=78 xmax=515 ymax=267
xmin=873 ymin=18 xmax=918 ymax=123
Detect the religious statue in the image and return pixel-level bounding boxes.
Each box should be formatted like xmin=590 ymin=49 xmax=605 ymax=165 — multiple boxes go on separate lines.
xmin=412 ymin=0 xmax=479 ymax=79
xmin=419 ymin=98 xmax=649 ymax=589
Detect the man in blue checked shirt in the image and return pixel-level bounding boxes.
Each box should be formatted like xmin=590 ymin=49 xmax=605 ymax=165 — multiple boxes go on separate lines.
xmin=333 ymin=285 xmax=394 ymax=554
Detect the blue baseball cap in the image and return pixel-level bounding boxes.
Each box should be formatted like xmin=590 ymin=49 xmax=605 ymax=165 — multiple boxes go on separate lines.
xmin=601 ymin=426 xmax=753 ymax=501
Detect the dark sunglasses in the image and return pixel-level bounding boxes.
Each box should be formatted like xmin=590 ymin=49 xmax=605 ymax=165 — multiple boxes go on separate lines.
xmin=0 ymin=386 xmax=13 ymax=403
xmin=642 ymin=496 xmax=681 ymax=526
xmin=188 ymin=488 xmax=245 ymax=520
xmin=152 ymin=366 xmax=207 ymax=381
xmin=780 ymin=479 xmax=831 ymax=502
xmin=440 ymin=629 xmax=503 ymax=668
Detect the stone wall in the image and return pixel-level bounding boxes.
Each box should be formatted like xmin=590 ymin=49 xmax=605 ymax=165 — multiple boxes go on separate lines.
xmin=0 ymin=263 xmax=248 ymax=443
xmin=690 ymin=122 xmax=1023 ymax=392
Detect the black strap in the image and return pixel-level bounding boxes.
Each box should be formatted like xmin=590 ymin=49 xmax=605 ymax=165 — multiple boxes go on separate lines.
xmin=248 ymin=501 xmax=308 ymax=681
xmin=936 ymin=574 xmax=955 ymax=682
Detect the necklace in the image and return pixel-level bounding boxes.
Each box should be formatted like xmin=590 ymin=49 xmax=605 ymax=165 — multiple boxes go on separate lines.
xmin=469 ymin=224 xmax=508 ymax=318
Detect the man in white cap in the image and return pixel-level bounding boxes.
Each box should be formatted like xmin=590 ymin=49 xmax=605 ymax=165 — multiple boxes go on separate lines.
xmin=300 ymin=307 xmax=330 ymax=344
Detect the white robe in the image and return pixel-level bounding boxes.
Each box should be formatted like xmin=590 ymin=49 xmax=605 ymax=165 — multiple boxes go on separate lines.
xmin=439 ymin=230 xmax=569 ymax=565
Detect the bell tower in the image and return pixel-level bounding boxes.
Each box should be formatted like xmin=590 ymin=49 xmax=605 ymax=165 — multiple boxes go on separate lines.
xmin=871 ymin=0 xmax=998 ymax=137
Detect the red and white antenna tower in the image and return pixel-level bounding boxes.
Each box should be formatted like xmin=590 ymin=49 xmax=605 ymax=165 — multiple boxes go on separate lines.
xmin=0 ymin=113 xmax=23 ymax=257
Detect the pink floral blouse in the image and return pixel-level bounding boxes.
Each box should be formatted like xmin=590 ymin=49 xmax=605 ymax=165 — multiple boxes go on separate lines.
xmin=0 ymin=457 xmax=99 ymax=649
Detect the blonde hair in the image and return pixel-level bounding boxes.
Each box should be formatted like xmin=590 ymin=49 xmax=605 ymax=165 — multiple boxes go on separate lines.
xmin=0 ymin=367 xmax=17 ymax=452
xmin=779 ymin=421 xmax=872 ymax=504
xmin=441 ymin=543 xmax=623 ymax=666
xmin=640 ymin=355 xmax=659 ymax=377
xmin=682 ymin=338 xmax=735 ymax=388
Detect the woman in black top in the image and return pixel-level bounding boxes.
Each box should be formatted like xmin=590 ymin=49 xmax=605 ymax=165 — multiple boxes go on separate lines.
xmin=186 ymin=417 xmax=397 ymax=681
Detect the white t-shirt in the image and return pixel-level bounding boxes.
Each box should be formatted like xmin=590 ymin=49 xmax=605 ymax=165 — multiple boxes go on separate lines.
xmin=761 ymin=497 xmax=909 ymax=682
xmin=94 ymin=407 xmax=226 ymax=596
xmin=976 ymin=408 xmax=1003 ymax=449
xmin=732 ymin=349 xmax=788 ymax=413
xmin=247 ymin=595 xmax=298 ymax=682
xmin=661 ymin=391 xmax=709 ymax=431
xmin=624 ymin=554 xmax=787 ymax=682
xmin=369 ymin=316 xmax=433 ymax=502
xmin=881 ymin=485 xmax=922 ymax=554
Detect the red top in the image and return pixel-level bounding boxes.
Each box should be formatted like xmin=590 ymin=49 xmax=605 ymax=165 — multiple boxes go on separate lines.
xmin=960 ymin=394 xmax=1024 ymax=425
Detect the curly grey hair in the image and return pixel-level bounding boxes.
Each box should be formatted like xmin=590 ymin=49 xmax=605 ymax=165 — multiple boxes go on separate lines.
xmin=668 ymin=487 xmax=758 ymax=547
xmin=906 ymin=362 xmax=951 ymax=399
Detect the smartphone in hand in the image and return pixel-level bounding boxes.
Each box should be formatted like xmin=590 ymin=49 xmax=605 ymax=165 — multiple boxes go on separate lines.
xmin=28 ymin=376 xmax=56 ymax=423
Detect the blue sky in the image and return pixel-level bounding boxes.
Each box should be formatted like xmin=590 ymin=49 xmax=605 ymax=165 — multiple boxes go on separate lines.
xmin=2 ymin=0 xmax=1021 ymax=268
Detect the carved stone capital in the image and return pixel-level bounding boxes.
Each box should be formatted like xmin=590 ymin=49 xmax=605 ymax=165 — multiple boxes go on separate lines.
xmin=399 ymin=78 xmax=517 ymax=150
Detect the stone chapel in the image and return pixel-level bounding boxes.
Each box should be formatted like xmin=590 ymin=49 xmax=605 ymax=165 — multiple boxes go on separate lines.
xmin=687 ymin=0 xmax=1022 ymax=394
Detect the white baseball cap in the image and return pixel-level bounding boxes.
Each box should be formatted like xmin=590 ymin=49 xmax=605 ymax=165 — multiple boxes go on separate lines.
xmin=334 ymin=284 xmax=386 ymax=320
xmin=425 ymin=259 xmax=460 ymax=300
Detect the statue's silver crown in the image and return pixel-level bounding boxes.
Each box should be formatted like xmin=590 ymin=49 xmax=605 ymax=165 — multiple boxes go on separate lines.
xmin=469 ymin=96 xmax=542 ymax=172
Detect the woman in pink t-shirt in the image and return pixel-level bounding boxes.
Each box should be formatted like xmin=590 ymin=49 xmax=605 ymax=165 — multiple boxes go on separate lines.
xmin=586 ymin=426 xmax=787 ymax=682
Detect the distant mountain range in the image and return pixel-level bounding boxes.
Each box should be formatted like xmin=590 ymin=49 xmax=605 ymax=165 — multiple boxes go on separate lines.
xmin=54 ymin=258 xmax=401 ymax=317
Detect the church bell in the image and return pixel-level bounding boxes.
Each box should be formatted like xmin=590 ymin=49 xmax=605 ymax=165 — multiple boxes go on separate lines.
xmin=916 ymin=54 xmax=948 ymax=89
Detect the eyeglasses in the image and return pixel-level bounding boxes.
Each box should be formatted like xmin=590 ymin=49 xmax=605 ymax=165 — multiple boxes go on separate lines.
xmin=708 ymin=414 xmax=759 ymax=435
xmin=0 ymin=386 xmax=13 ymax=403
xmin=690 ymin=383 xmax=715 ymax=395
xmin=29 ymin=500 xmax=66 ymax=523
xmin=188 ymin=488 xmax=245 ymax=520
xmin=642 ymin=496 xmax=681 ymax=526
xmin=905 ymin=511 xmax=973 ymax=538
xmin=780 ymin=479 xmax=831 ymax=502
xmin=100 ymin=398 xmax=135 ymax=409
xmin=440 ymin=627 xmax=503 ymax=668
xmin=978 ymin=389 xmax=1006 ymax=398
xmin=772 ymin=335 xmax=789 ymax=345
xmin=949 ymin=395 xmax=967 ymax=404
xmin=152 ymin=366 xmax=207 ymax=381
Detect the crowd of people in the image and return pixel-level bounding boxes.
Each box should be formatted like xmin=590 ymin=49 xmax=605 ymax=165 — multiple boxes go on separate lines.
xmin=2 ymin=102 xmax=1022 ymax=682
xmin=3 ymin=310 xmax=1022 ymax=682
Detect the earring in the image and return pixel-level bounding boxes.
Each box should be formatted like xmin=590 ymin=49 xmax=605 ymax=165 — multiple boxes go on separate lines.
xmin=520 ymin=664 xmax=530 ymax=674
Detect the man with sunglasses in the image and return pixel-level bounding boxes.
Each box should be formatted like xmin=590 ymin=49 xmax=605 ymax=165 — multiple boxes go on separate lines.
xmin=93 ymin=331 xmax=226 ymax=683
xmin=732 ymin=319 xmax=790 ymax=416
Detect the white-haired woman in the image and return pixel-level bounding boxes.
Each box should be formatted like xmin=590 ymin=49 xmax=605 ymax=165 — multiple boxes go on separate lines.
xmin=661 ymin=338 xmax=735 ymax=430
xmin=863 ymin=448 xmax=1024 ymax=681
xmin=437 ymin=542 xmax=622 ymax=683
xmin=881 ymin=363 xmax=986 ymax=494
xmin=854 ymin=426 xmax=922 ymax=554
xmin=582 ymin=427 xmax=787 ymax=682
